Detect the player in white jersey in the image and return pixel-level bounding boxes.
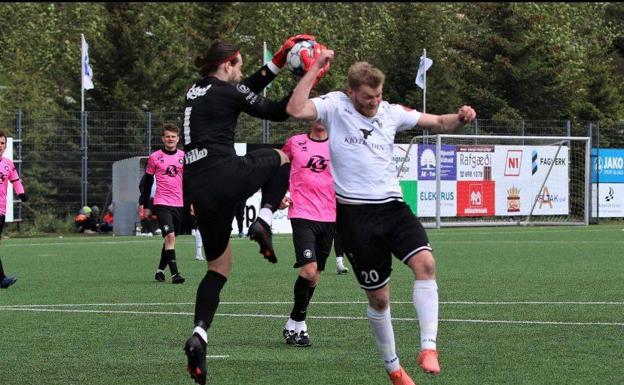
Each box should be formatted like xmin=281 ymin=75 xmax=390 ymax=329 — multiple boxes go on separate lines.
xmin=287 ymin=50 xmax=476 ymax=385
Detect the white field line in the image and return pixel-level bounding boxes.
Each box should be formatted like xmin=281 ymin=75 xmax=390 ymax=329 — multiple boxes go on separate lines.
xmin=0 ymin=300 xmax=622 ymax=308
xmin=2 ymin=226 xmax=623 ymax=248
xmin=3 ymin=239 xmax=622 ymax=249
xmin=1 ymin=307 xmax=622 ymax=327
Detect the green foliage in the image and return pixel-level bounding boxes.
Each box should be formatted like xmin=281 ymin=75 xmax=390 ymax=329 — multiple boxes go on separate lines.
xmin=1 ymin=3 xmax=623 ymax=121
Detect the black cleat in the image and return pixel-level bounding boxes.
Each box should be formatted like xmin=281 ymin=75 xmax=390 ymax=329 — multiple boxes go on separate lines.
xmin=283 ymin=328 xmax=295 ymax=343
xmin=248 ymin=218 xmax=277 ymax=263
xmin=0 ymin=276 xmax=17 ymax=289
xmin=154 ymin=271 xmax=165 ymax=282
xmin=172 ymin=274 xmax=185 ymax=284
xmin=286 ymin=330 xmax=311 ymax=347
xmin=184 ymin=333 xmax=207 ymax=385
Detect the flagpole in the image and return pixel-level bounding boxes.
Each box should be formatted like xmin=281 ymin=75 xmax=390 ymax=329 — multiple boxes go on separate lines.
xmin=422 ymin=48 xmax=426 ymax=114
xmin=81 ymin=34 xmax=85 ymax=113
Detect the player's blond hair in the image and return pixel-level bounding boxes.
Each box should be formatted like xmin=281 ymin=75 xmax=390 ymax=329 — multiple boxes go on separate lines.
xmin=347 ymin=62 xmax=385 ymax=90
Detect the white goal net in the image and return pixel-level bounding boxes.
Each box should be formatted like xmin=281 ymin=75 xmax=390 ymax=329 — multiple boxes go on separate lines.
xmin=395 ymin=134 xmax=590 ymax=227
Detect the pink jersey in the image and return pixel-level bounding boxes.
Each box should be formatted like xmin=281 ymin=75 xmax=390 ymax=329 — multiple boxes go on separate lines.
xmin=145 ymin=149 xmax=185 ymax=207
xmin=0 ymin=157 xmax=24 ymax=216
xmin=282 ymin=133 xmax=336 ymax=222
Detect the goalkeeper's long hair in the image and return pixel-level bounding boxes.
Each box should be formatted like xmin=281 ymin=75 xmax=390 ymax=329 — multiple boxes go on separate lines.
xmin=195 ymin=42 xmax=241 ymax=77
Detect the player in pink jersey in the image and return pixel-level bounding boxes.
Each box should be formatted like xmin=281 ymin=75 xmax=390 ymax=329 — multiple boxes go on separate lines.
xmin=139 ymin=124 xmax=186 ymax=284
xmin=279 ymin=120 xmax=342 ymax=346
xmin=0 ymin=130 xmax=26 ymax=289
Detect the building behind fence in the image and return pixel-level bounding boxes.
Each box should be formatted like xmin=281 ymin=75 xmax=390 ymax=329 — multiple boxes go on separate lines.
xmin=0 ymin=110 xmax=623 ymax=225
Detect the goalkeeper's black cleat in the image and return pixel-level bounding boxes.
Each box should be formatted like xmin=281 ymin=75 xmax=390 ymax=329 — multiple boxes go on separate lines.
xmin=0 ymin=276 xmax=17 ymax=289
xmin=184 ymin=333 xmax=207 ymax=385
xmin=248 ymin=218 xmax=277 ymax=263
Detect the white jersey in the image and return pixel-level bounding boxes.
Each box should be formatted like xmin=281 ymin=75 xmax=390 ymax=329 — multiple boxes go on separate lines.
xmin=312 ymin=91 xmax=421 ymax=204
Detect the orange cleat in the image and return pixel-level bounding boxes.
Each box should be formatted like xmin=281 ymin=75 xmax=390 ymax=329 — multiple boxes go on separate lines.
xmin=418 ymin=349 xmax=441 ymax=375
xmin=387 ymin=366 xmax=416 ymax=385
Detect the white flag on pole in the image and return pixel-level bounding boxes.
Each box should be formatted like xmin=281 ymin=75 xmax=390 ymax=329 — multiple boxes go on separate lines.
xmin=81 ymin=34 xmax=94 ymax=90
xmin=415 ymin=55 xmax=433 ymax=90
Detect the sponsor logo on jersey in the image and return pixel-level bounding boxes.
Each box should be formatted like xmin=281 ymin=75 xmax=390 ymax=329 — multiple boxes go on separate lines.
xmin=343 ymin=136 xmax=386 ymax=151
xmin=296 ymin=140 xmax=308 ymax=152
xmin=186 ymin=84 xmax=212 ymax=100
xmin=360 ymin=128 xmax=374 ymax=139
xmin=303 ymin=155 xmax=329 ymax=173
xmin=184 ymin=148 xmax=208 ymax=164
xmin=165 ymin=165 xmax=180 ymax=177
xmin=245 ymin=91 xmax=259 ymax=104
xmin=236 ymin=84 xmax=250 ymax=94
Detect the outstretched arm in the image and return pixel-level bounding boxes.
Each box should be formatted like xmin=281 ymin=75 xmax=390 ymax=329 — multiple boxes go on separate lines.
xmin=243 ymin=34 xmax=317 ymax=94
xmin=417 ymin=105 xmax=477 ymax=133
xmin=286 ymin=49 xmax=334 ymax=121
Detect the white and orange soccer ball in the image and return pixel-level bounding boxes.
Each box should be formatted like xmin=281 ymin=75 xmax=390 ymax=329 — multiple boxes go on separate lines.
xmin=286 ymin=40 xmax=319 ymax=77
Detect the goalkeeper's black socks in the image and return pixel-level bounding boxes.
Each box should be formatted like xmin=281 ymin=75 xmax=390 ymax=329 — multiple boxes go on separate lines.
xmin=260 ymin=163 xmax=291 ymax=212
xmin=290 ymin=276 xmax=314 ymax=322
xmin=0 ymin=257 xmax=5 ymax=280
xmin=194 ymin=270 xmax=227 ymax=329
xmin=306 ymin=284 xmax=317 ymax=309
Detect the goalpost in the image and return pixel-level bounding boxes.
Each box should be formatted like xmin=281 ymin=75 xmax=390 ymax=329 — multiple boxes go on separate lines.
xmin=396 ymin=134 xmax=590 ymax=228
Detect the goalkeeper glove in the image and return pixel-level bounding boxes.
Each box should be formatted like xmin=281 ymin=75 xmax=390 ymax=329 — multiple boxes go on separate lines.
xmin=270 ymin=34 xmax=316 ymax=73
xmin=300 ymin=43 xmax=331 ymax=87
xmin=18 ymin=193 xmax=27 ymax=202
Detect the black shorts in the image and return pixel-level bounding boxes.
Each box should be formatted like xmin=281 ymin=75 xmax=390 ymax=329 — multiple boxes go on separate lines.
xmin=153 ymin=205 xmax=184 ymax=237
xmin=291 ymin=218 xmax=335 ymax=271
xmin=0 ymin=215 xmax=5 ymax=235
xmin=185 ymin=148 xmax=281 ymax=260
xmin=337 ymin=201 xmax=432 ymax=290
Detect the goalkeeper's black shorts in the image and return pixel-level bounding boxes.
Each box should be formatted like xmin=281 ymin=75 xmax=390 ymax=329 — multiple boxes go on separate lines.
xmin=184 ymin=148 xmax=281 ymax=260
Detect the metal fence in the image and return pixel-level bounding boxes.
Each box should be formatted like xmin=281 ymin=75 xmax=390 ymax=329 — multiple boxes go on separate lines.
xmin=0 ymin=110 xmax=621 ymax=224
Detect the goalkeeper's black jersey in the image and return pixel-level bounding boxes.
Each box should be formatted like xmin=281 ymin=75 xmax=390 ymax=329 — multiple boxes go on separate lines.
xmin=182 ymin=65 xmax=290 ymax=177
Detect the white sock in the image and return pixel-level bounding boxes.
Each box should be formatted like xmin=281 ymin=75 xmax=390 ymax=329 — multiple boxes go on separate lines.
xmin=413 ymin=280 xmax=438 ymax=350
xmin=336 ymin=256 xmax=344 ymax=266
xmin=285 ymin=318 xmax=296 ymax=331
xmin=193 ymin=326 xmax=207 ymax=343
xmin=258 ymin=208 xmax=273 ymax=226
xmin=194 ymin=229 xmax=203 ymax=256
xmin=367 ymin=306 xmax=400 ymax=373
xmin=156 ymin=269 xmax=165 ymax=274
xmin=294 ymin=321 xmax=307 ymax=334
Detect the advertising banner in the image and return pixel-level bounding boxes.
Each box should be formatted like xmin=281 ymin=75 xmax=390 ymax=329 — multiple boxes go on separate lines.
xmin=592 ymin=183 xmax=624 ymax=217
xmin=417 ymin=144 xmax=457 ymax=181
xmin=530 ymin=146 xmax=569 ymax=215
xmin=493 ymin=146 xmax=532 ymax=216
xmin=416 ymin=180 xmax=457 ymax=217
xmin=457 ymin=181 xmax=495 ymax=216
xmin=591 ymin=148 xmax=624 ymax=183
xmin=456 ymin=145 xmax=494 ymax=181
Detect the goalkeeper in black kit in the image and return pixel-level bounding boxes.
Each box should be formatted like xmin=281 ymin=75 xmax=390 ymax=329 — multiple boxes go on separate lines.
xmin=181 ymin=34 xmax=328 ymax=385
